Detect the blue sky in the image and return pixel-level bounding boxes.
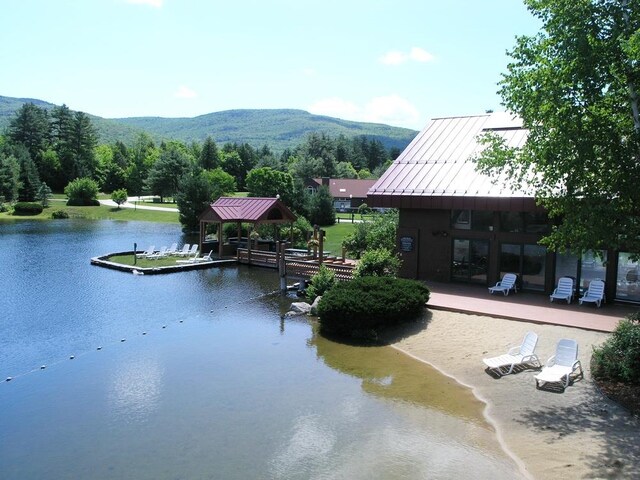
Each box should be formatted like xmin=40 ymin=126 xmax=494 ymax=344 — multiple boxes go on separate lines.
xmin=1 ymin=0 xmax=540 ymax=130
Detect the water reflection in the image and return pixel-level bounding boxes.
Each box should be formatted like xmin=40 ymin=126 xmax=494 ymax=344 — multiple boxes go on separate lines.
xmin=311 ymin=328 xmax=487 ymax=424
xmin=108 ymin=353 xmax=164 ymax=422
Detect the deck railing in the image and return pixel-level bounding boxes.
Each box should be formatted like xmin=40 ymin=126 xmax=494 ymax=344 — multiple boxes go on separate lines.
xmin=237 ymin=248 xmax=355 ymax=281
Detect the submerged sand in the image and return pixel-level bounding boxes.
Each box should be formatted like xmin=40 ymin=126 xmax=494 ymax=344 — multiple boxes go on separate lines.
xmin=383 ymin=309 xmax=640 ymax=480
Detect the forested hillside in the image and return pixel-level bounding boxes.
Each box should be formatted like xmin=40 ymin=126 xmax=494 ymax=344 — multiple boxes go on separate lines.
xmin=1 ymin=100 xmax=403 ymax=231
xmin=0 ymin=96 xmax=417 ymax=152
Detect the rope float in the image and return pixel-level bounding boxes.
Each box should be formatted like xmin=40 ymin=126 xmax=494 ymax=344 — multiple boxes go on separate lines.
xmin=3 ymin=289 xmax=284 ymax=385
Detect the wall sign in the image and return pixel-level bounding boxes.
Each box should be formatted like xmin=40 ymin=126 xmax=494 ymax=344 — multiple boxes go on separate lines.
xmin=400 ymin=236 xmax=414 ymax=252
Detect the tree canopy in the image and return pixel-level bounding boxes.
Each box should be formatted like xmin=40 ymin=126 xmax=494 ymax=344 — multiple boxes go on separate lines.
xmin=476 ymin=0 xmax=640 ymax=255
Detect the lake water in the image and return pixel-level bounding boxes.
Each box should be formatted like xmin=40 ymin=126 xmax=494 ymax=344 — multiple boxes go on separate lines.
xmin=0 ymin=220 xmax=524 ymax=479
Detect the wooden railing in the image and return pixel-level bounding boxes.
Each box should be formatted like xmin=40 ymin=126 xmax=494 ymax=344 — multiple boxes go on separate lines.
xmin=236 ymin=248 xmax=355 ymax=281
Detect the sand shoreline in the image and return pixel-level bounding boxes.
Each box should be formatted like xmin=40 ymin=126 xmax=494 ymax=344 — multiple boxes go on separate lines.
xmin=384 ymin=309 xmax=640 ymax=480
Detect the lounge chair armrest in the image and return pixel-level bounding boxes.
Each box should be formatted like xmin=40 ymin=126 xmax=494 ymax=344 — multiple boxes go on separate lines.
xmin=545 ymin=355 xmax=556 ymax=367
xmin=507 ymin=346 xmax=520 ymax=355
xmin=572 ymin=360 xmax=582 ymax=370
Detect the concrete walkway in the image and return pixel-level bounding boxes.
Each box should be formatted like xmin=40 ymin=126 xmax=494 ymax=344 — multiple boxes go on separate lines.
xmin=427 ymin=281 xmax=639 ymax=333
xmin=99 ymin=197 xmax=178 ymax=212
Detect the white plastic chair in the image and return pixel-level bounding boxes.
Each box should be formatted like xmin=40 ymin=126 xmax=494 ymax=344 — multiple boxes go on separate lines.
xmin=147 ymin=246 xmax=168 ymax=260
xmin=166 ymin=243 xmax=178 ymax=255
xmin=136 ymin=245 xmax=155 ymax=259
xmin=579 ymin=280 xmax=605 ymax=307
xmin=534 ymin=338 xmax=583 ymax=390
xmin=483 ymin=331 xmax=541 ymax=375
xmin=488 ymin=273 xmax=518 ymax=296
xmin=550 ymin=277 xmax=574 ymax=304
xmin=176 ymin=244 xmax=191 ymax=257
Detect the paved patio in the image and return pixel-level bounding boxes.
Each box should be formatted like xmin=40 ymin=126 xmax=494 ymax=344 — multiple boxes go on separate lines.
xmin=426 ymin=281 xmax=639 ymax=332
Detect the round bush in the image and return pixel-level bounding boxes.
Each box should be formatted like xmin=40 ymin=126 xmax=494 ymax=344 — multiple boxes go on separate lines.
xmin=51 ymin=210 xmax=70 ymax=219
xmin=12 ymin=202 xmax=44 ymax=215
xmin=592 ymin=313 xmax=640 ymax=384
xmin=317 ymin=276 xmax=430 ymax=338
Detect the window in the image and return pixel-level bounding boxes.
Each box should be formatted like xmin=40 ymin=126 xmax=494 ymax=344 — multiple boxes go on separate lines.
xmin=580 ymin=250 xmax=607 ymax=291
xmin=500 ymin=212 xmax=523 ymax=233
xmin=616 ymin=252 xmax=640 ymax=303
xmin=452 ymin=239 xmax=489 ymax=283
xmin=451 ymin=210 xmax=493 ymax=231
xmin=500 ymin=243 xmax=547 ymax=291
xmin=524 ymin=212 xmax=550 ymax=234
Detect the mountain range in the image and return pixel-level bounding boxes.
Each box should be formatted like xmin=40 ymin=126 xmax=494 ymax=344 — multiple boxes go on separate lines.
xmin=0 ymin=95 xmax=418 ymax=153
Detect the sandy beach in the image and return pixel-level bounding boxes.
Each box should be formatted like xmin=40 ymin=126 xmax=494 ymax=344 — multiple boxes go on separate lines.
xmin=383 ymin=309 xmax=640 ymax=480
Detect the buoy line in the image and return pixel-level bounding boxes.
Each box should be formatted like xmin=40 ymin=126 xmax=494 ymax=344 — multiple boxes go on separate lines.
xmin=3 ymin=288 xmax=287 ymax=385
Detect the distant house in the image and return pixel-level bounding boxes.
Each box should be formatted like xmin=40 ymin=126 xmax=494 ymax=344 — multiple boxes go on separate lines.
xmin=368 ymin=112 xmax=639 ymax=304
xmin=307 ymin=178 xmax=377 ymax=211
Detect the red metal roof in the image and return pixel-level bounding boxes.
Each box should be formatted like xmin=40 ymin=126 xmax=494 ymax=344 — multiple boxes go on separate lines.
xmin=200 ymin=197 xmax=297 ymax=223
xmin=311 ymin=178 xmax=377 ymax=199
xmin=368 ymin=112 xmax=532 ymax=209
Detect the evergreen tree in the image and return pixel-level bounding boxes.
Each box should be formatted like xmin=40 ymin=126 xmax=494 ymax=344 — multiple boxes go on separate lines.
xmin=307 ymin=185 xmax=335 ymax=226
xmin=0 ymin=151 xmax=20 ymax=202
xmin=7 ymin=103 xmax=50 ymax=168
xmin=146 ymin=145 xmax=190 ymax=201
xmin=16 ymin=146 xmax=41 ymax=202
xmin=51 ymin=104 xmax=76 ymax=185
xmin=72 ymin=111 xmax=98 ymax=179
xmin=200 ymin=136 xmax=220 ymax=170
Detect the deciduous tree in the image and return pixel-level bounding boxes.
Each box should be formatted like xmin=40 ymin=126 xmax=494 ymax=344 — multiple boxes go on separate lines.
xmin=476 ymin=0 xmax=640 ymax=254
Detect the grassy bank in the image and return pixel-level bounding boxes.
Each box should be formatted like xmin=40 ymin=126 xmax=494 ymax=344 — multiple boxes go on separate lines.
xmin=0 ymin=204 xmax=179 ymax=223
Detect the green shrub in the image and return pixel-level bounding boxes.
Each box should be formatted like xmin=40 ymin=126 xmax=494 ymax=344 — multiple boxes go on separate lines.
xmin=65 ymin=177 xmax=100 ymax=206
xmin=592 ymin=313 xmax=640 ymax=384
xmin=51 ymin=210 xmax=70 ymax=219
xmin=317 ymin=276 xmax=430 ymax=339
xmin=111 ymin=188 xmax=128 ymax=208
xmin=305 ymin=265 xmax=336 ymax=302
xmin=12 ymin=201 xmax=43 ymax=215
xmin=353 ymin=248 xmax=401 ymax=278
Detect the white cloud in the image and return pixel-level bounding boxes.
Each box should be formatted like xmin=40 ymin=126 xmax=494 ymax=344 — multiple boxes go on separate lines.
xmin=302 ymin=68 xmax=317 ymax=77
xmin=379 ymin=51 xmax=408 ymax=65
xmin=174 ymin=85 xmax=197 ymax=99
xmin=409 ymin=47 xmax=434 ymax=63
xmin=379 ymin=47 xmax=435 ymax=65
xmin=308 ymin=94 xmax=421 ymax=129
xmin=363 ymin=94 xmax=421 ymax=127
xmin=125 ymin=0 xmax=163 ymax=7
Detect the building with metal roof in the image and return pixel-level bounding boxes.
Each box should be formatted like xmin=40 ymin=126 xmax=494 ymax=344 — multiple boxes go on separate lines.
xmin=308 ymin=178 xmax=377 ymax=211
xmin=199 ymin=197 xmax=297 ymax=258
xmin=368 ymin=112 xmax=639 ymax=305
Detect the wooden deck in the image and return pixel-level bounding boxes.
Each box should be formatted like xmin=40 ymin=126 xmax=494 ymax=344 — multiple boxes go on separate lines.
xmin=426 ymin=281 xmax=639 ymax=333
xmin=236 ymin=248 xmax=356 ymax=281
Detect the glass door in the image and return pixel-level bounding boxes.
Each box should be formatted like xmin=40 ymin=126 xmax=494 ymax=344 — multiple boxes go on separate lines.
xmin=500 ymin=243 xmax=547 ymax=291
xmin=452 ymin=239 xmax=489 ymax=283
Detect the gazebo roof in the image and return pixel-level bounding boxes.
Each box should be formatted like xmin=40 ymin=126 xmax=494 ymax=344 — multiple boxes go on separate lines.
xmin=199 ymin=197 xmax=297 ymax=223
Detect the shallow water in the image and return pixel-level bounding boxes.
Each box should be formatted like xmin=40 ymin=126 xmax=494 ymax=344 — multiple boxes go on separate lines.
xmin=0 ymin=220 xmax=524 ymax=479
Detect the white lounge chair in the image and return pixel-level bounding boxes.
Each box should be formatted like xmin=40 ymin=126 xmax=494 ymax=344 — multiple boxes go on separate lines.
xmin=193 ymin=251 xmax=213 ymax=262
xmin=166 ymin=242 xmax=178 ymax=255
xmin=550 ymin=276 xmax=574 ymax=304
xmin=176 ymin=244 xmax=191 ymax=257
xmin=483 ymin=331 xmax=541 ymax=375
xmin=579 ymin=279 xmax=605 ymax=307
xmin=136 ymin=245 xmax=155 ymax=259
xmin=183 ymin=244 xmax=198 ymax=258
xmin=488 ymin=273 xmax=518 ymax=296
xmin=177 ymin=250 xmax=211 ymax=264
xmin=534 ymin=338 xmax=584 ymax=390
xmin=147 ymin=246 xmax=168 ymax=260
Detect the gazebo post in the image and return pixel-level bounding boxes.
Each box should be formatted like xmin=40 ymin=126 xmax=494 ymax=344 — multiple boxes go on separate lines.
xmin=218 ymin=222 xmax=224 ymax=258
xmin=318 ymin=229 xmax=325 ymax=264
xmin=247 ymin=225 xmax=252 ymax=263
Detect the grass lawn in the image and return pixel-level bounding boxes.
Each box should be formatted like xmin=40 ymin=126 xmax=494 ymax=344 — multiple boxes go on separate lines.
xmin=0 ymin=204 xmax=179 ymax=223
xmin=321 ymin=222 xmax=356 ymax=256
xmin=109 ymin=253 xmax=188 ymax=268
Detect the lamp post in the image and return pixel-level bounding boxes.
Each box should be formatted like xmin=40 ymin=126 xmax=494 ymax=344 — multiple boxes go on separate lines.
xmin=350 ymin=194 xmax=354 ymax=223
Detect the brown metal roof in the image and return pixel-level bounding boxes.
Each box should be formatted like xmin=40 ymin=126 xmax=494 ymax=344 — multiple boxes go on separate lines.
xmin=311 ymin=178 xmax=377 ymax=199
xmin=200 ymin=197 xmax=297 ymax=223
xmin=368 ymin=112 xmax=533 ymax=209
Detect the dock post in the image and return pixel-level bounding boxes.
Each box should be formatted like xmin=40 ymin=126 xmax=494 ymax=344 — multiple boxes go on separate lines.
xmin=278 ymin=241 xmax=287 ymax=292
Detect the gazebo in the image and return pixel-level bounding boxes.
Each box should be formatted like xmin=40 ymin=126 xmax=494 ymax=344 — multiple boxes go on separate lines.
xmin=198 ymin=197 xmax=297 ymax=258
